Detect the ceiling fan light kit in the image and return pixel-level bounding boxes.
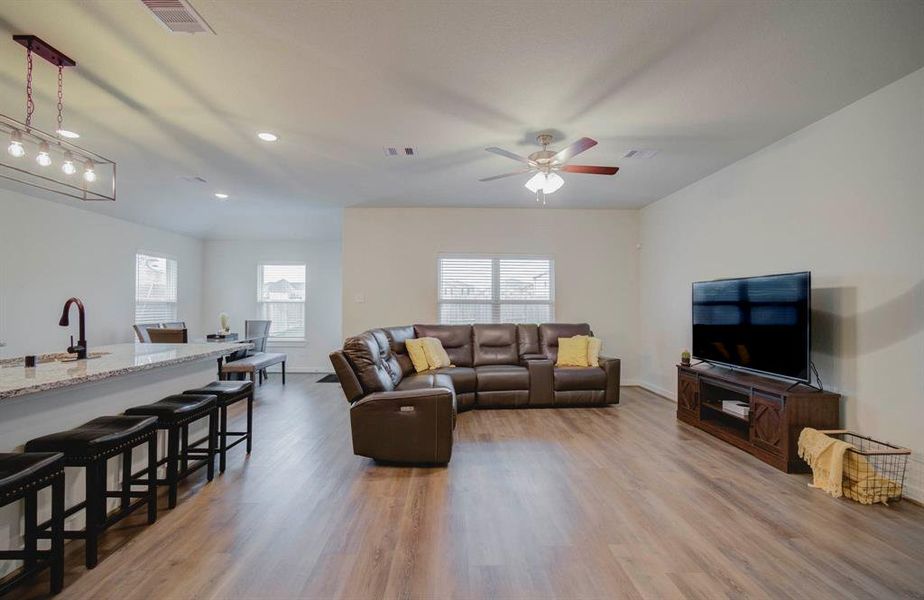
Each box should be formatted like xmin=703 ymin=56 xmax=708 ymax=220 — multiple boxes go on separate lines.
xmin=481 ymin=133 xmax=619 ymax=205
xmin=1 ymin=35 xmax=116 ymax=202
xmin=525 ymin=171 xmax=564 ymax=195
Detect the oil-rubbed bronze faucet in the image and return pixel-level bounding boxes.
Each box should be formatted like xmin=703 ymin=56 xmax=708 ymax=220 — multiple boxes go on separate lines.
xmin=59 ymin=297 xmax=87 ymax=359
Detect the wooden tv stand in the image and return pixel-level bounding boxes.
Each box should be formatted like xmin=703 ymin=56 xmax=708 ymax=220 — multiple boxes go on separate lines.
xmin=676 ymin=363 xmax=840 ymax=473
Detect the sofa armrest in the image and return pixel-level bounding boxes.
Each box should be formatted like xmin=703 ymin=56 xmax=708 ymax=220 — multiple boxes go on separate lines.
xmin=519 ymin=353 xmax=547 ymax=364
xmin=525 ymin=358 xmax=554 ymax=406
xmin=349 ymin=388 xmax=454 ymax=464
xmin=598 ymin=356 xmax=621 ymax=404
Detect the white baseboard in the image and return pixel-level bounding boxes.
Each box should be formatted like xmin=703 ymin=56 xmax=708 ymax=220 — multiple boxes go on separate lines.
xmin=632 ymin=380 xmax=676 ymax=401
xmin=265 ymin=367 xmax=332 ymax=374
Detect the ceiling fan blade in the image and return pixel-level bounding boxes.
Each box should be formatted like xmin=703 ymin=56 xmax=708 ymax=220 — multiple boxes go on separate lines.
xmin=561 ymin=165 xmax=620 ymax=175
xmin=485 ymin=146 xmax=532 ymax=164
xmin=552 ymin=137 xmax=598 ymax=164
xmin=479 ymin=169 xmax=532 ymax=182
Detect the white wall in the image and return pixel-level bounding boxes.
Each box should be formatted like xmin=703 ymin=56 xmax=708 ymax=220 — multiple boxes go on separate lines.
xmin=638 ymin=67 xmax=924 ymax=500
xmin=342 ymin=207 xmax=641 ymax=381
xmin=0 ymin=189 xmax=204 ymax=358
xmin=201 ymin=239 xmax=342 ymax=372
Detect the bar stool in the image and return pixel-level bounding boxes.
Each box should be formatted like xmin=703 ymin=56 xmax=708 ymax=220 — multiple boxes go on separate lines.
xmin=0 ymin=453 xmax=65 ymax=595
xmin=24 ymin=416 xmax=158 ymax=569
xmin=124 ymin=394 xmax=218 ymax=508
xmin=182 ymin=381 xmax=254 ymax=473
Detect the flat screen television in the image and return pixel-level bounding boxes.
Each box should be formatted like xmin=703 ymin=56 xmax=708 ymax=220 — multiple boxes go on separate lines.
xmin=692 ymin=272 xmax=811 ymax=382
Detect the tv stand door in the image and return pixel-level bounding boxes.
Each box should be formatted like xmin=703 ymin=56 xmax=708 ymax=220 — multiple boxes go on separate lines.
xmin=750 ymin=393 xmax=784 ymax=456
xmin=678 ymin=372 xmax=699 ymax=417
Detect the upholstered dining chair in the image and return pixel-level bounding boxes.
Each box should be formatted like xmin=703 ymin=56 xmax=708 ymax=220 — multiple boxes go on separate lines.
xmin=147 ymin=328 xmax=188 ymax=343
xmin=161 ymin=321 xmax=186 ymax=330
xmin=244 ymin=320 xmax=271 ymax=354
xmin=244 ymin=320 xmax=272 ymax=380
xmin=133 ymin=324 xmax=155 ymax=343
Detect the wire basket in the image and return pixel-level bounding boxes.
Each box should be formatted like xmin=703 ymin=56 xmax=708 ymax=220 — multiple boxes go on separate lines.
xmin=819 ymin=430 xmax=911 ymax=504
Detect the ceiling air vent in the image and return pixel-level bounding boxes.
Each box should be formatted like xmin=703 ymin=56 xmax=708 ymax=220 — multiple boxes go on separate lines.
xmin=140 ymin=0 xmax=215 ymax=34
xmin=623 ymin=149 xmax=659 ymax=159
xmin=180 ymin=175 xmax=208 ymax=184
xmin=384 ymin=146 xmax=416 ymax=157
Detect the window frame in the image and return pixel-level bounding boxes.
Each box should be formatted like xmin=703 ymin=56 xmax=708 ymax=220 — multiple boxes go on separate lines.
xmin=257 ymin=262 xmax=308 ymax=344
xmin=134 ymin=250 xmax=179 ymax=325
xmin=437 ymin=253 xmax=555 ymax=325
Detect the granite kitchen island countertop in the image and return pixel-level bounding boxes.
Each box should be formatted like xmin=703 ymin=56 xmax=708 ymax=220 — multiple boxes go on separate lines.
xmin=0 ymin=342 xmax=252 ymax=400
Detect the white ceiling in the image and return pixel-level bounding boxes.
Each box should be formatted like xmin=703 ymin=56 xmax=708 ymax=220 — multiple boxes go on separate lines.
xmin=1 ymin=1 xmax=922 ymax=240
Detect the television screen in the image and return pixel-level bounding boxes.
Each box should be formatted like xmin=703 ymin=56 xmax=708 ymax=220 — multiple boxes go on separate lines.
xmin=692 ymin=272 xmax=810 ymax=381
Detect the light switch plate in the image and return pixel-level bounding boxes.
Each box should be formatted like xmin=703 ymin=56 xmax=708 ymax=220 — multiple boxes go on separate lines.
xmin=354 ymin=293 xmax=365 ymax=303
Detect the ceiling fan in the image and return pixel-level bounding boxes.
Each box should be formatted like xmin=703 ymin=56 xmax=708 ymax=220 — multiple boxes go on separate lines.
xmin=479 ymin=134 xmax=619 ymax=203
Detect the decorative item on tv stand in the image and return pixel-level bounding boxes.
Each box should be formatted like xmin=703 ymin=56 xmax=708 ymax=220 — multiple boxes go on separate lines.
xmin=1 ymin=35 xmax=116 ymax=202
xmin=680 ymin=349 xmax=691 ymax=367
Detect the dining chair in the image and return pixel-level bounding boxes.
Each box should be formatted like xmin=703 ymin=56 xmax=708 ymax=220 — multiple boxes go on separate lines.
xmin=244 ymin=320 xmax=272 ymax=381
xmin=133 ymin=324 xmax=155 ymax=343
xmin=148 ymin=328 xmax=188 ymax=343
xmin=161 ymin=322 xmax=186 ymax=329
xmin=244 ymin=320 xmax=271 ymax=354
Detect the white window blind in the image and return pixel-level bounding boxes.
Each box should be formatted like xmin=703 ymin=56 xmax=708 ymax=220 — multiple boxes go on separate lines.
xmin=135 ymin=253 xmax=178 ymax=324
xmin=258 ymin=264 xmax=306 ymax=341
xmin=438 ymin=256 xmax=554 ymax=325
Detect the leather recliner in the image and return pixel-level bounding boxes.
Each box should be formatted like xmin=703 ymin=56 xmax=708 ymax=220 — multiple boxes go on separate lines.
xmin=329 ymin=323 xmax=621 ymax=464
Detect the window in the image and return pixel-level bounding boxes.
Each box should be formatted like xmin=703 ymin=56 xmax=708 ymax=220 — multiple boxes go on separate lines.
xmin=258 ymin=264 xmax=307 ymax=341
xmin=135 ymin=252 xmax=178 ymax=323
xmin=438 ymin=255 xmax=554 ymax=324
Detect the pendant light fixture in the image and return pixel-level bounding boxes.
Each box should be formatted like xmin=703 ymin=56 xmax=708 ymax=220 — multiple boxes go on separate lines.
xmin=61 ymin=152 xmax=76 ymax=175
xmin=1 ymin=35 xmax=116 ymax=201
xmin=7 ymin=129 xmax=25 ymax=157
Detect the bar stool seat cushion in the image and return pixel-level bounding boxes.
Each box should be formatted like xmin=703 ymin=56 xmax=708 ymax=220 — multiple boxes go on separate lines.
xmin=183 ymin=381 xmax=252 ymax=405
xmin=25 ymin=416 xmax=158 ymax=459
xmin=0 ymin=452 xmax=64 ymax=499
xmin=124 ymin=394 xmax=217 ymax=423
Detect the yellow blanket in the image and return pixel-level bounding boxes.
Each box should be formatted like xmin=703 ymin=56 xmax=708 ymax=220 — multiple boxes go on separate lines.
xmin=798 ymin=428 xmax=851 ymax=497
xmin=842 ymin=454 xmax=903 ymax=505
xmin=798 ymin=428 xmax=901 ymax=505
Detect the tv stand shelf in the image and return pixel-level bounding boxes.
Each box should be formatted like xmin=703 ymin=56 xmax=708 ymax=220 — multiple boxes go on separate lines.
xmin=676 ymin=364 xmax=840 ymax=472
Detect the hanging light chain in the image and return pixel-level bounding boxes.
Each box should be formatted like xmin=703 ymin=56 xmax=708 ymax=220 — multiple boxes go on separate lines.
xmin=25 ymin=48 xmax=34 ymax=130
xmin=57 ymin=65 xmax=64 ymax=133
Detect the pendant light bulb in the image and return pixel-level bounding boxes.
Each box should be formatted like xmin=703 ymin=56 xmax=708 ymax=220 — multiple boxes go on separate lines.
xmin=62 ymin=153 xmax=77 ymax=176
xmin=7 ymin=130 xmax=25 ymax=158
xmin=36 ymin=142 xmax=52 ymax=167
xmin=83 ymin=160 xmax=96 ymax=183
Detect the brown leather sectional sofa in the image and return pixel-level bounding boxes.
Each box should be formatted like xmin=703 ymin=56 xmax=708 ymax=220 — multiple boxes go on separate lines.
xmin=329 ymin=323 xmax=621 ymax=464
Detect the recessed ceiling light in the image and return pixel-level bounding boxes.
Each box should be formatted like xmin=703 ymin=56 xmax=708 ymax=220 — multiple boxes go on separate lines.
xmin=214 ymin=192 xmax=229 ymax=199
xmin=56 ymin=129 xmax=80 ymax=139
xmin=257 ymin=132 xmax=278 ymax=142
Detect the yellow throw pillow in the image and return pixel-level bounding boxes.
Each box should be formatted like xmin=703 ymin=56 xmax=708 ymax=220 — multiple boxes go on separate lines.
xmin=405 ymin=338 xmax=431 ymax=373
xmin=557 ymin=336 xmax=589 ymax=367
xmin=421 ymin=337 xmax=452 ymax=369
xmin=587 ymin=337 xmax=603 ymax=367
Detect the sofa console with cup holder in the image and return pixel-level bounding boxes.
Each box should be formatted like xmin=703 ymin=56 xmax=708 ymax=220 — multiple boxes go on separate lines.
xmin=329 ymin=323 xmax=621 ymax=464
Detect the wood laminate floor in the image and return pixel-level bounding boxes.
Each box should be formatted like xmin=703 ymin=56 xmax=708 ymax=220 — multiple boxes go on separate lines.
xmin=12 ymin=375 xmax=924 ymax=599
